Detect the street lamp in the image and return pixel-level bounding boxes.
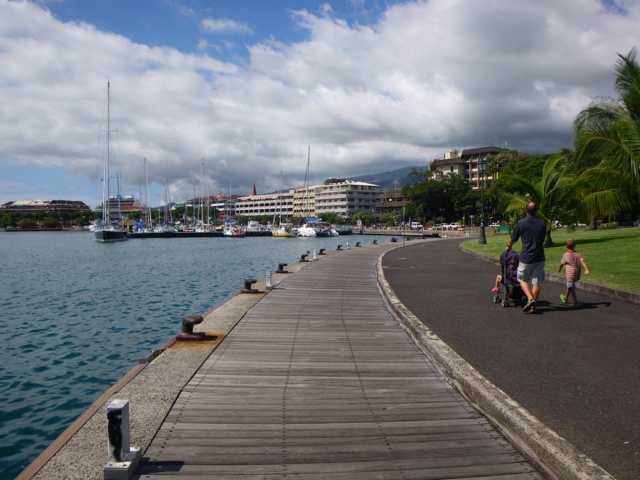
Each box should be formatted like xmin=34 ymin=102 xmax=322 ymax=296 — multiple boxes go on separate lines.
xmin=478 ymin=157 xmax=487 ymax=245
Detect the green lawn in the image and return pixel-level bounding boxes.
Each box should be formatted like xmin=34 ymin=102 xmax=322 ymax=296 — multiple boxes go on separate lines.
xmin=462 ymin=227 xmax=640 ymax=293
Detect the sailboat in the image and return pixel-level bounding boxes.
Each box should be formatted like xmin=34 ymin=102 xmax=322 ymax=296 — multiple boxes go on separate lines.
xmin=296 ymin=145 xmax=323 ymax=237
xmin=95 ymin=81 xmax=128 ymax=243
xmin=222 ymin=181 xmax=245 ymax=237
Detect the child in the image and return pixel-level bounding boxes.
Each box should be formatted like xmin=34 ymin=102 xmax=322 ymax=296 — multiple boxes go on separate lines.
xmin=558 ymin=238 xmax=590 ymax=305
xmin=492 ymin=239 xmax=522 ymax=305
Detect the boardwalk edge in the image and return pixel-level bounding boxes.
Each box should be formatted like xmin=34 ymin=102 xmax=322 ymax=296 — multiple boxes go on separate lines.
xmin=376 ymin=244 xmax=616 ymax=480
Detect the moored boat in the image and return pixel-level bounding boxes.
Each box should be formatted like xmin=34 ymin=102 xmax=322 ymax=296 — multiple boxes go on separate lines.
xmin=95 ymin=81 xmax=128 ymax=243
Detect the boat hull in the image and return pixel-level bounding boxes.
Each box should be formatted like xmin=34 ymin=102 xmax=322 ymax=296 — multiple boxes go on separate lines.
xmin=94 ymin=230 xmax=128 ymax=242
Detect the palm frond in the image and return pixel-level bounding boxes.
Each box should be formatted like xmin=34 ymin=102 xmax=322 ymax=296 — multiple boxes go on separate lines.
xmin=615 ymin=49 xmax=640 ymax=121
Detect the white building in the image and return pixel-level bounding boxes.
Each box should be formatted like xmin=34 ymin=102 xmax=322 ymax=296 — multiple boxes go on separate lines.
xmin=314 ymin=179 xmax=381 ymax=218
xmin=235 ymin=190 xmax=295 ymax=217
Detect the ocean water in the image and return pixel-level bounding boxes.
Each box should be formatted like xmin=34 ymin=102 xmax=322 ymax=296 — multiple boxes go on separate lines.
xmin=0 ymin=231 xmax=390 ymax=479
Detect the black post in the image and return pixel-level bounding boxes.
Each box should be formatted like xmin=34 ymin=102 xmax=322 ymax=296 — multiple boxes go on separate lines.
xmin=479 ymin=157 xmax=487 ymax=245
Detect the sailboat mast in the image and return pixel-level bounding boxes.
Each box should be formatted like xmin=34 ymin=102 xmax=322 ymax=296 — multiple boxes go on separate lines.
xmin=304 ymin=145 xmax=311 ymax=216
xmin=103 ymin=81 xmax=111 ymax=224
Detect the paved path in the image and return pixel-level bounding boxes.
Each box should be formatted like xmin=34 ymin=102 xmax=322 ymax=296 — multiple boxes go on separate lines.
xmin=136 ymin=245 xmax=540 ymax=479
xmin=383 ymin=239 xmax=640 ymax=480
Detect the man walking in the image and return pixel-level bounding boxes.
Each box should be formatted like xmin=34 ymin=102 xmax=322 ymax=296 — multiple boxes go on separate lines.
xmin=511 ymin=201 xmax=546 ymax=313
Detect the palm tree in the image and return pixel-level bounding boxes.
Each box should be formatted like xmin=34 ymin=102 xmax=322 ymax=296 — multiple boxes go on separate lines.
xmin=503 ymin=153 xmax=572 ymax=246
xmin=575 ymin=49 xmax=640 ymax=179
xmin=504 ymin=153 xmax=631 ymax=244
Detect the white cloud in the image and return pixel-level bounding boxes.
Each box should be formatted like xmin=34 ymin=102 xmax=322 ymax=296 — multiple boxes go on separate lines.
xmin=201 ymin=17 xmax=253 ymax=35
xmin=1 ymin=0 xmax=640 ymax=202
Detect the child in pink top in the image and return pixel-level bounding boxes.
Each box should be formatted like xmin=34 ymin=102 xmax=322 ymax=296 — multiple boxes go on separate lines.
xmin=558 ymin=238 xmax=590 ymax=305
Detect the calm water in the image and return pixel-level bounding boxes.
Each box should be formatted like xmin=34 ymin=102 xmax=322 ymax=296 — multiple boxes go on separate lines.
xmin=0 ymin=231 xmax=391 ymax=479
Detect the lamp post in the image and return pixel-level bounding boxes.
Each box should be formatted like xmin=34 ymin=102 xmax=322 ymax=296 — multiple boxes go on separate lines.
xmin=478 ymin=157 xmax=487 ymax=245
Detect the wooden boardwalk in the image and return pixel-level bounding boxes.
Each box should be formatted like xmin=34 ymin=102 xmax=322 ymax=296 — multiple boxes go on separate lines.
xmin=136 ymin=247 xmax=541 ymax=479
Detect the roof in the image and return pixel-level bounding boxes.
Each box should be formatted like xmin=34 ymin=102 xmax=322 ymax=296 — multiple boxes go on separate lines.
xmin=460 ymin=146 xmax=506 ymax=157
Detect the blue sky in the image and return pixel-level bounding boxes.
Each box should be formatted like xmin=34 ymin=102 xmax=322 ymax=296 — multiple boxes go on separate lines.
xmin=0 ymin=0 xmax=637 ymax=206
xmin=44 ymin=0 xmax=396 ymax=60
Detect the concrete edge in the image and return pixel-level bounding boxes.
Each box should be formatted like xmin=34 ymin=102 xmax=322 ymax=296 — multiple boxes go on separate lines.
xmin=376 ymin=244 xmax=616 ymax=480
xmin=459 ymin=242 xmax=640 ymax=306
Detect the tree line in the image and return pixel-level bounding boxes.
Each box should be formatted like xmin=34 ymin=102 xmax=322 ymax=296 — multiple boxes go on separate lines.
xmin=403 ymin=50 xmax=640 ymax=244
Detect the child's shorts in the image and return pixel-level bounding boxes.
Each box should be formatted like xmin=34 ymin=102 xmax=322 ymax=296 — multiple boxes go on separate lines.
xmin=566 ymin=280 xmax=578 ymax=289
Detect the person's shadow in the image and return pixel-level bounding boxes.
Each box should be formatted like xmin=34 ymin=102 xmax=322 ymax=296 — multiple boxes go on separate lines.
xmin=532 ymin=300 xmax=612 ymax=313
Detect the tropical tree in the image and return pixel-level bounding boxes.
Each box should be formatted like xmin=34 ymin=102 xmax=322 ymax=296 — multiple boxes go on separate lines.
xmin=503 ymin=153 xmax=573 ymax=246
xmin=575 ymin=50 xmax=640 ymax=179
xmin=503 ymin=152 xmax=631 ymax=245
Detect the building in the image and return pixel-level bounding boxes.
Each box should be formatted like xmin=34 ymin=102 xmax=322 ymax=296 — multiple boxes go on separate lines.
xmin=314 ymin=178 xmax=381 ymax=218
xmin=97 ymin=195 xmax=144 ymax=220
xmin=235 ymin=190 xmax=294 ymax=217
xmin=0 ymin=199 xmax=91 ymax=216
xmin=430 ymin=146 xmax=507 ymax=188
xmin=293 ymin=186 xmax=317 ymax=217
xmin=376 ymin=191 xmax=408 ymax=216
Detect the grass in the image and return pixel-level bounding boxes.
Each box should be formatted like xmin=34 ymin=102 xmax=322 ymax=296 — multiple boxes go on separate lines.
xmin=462 ymin=227 xmax=640 ymax=294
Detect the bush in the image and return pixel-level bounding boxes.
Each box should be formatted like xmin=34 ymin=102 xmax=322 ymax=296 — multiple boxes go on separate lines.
xmin=600 ymin=222 xmax=619 ymax=230
xmin=17 ymin=219 xmax=38 ymax=229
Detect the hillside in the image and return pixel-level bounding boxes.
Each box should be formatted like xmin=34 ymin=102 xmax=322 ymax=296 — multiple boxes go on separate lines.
xmin=350 ymin=165 xmax=425 ymax=190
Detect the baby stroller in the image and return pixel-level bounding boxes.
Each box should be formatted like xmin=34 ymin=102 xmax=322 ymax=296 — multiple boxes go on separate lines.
xmin=493 ymin=249 xmax=526 ymax=308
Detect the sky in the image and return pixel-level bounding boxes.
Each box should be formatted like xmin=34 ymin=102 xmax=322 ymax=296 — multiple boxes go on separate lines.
xmin=0 ymin=0 xmax=639 ymax=206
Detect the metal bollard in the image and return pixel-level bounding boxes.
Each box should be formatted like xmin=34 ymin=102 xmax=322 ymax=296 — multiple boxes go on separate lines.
xmin=346 ymin=241 xmax=351 ymax=250
xmin=312 ymin=249 xmax=317 ymax=260
xmin=372 ymin=239 xmax=378 ymax=245
xmin=265 ymin=271 xmax=273 ymax=290
xmin=391 ymin=237 xmax=398 ymax=243
xmin=355 ymin=241 xmax=361 ymax=247
xmin=177 ymin=314 xmax=206 ymax=340
xmin=300 ymin=253 xmax=308 ymax=262
xmin=319 ymin=248 xmax=326 ymax=255
xmin=336 ymin=244 xmax=343 ymax=251
xmin=104 ymin=399 xmax=141 ymax=479
xmin=277 ymin=262 xmax=288 ymax=273
xmin=241 ymin=278 xmax=259 ymax=293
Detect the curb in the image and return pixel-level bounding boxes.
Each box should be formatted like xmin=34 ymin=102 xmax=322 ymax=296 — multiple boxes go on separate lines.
xmin=376 ymin=244 xmax=616 ymax=480
xmin=459 ymin=243 xmax=640 ymax=306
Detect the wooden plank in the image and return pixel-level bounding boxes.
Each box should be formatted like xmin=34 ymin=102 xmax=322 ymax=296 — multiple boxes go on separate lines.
xmin=136 ymin=248 xmax=541 ymax=479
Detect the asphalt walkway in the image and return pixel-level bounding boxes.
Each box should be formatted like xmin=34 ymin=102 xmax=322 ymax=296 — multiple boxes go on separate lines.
xmin=136 ymin=245 xmax=541 ymax=480
xmin=383 ymin=239 xmax=640 ymax=480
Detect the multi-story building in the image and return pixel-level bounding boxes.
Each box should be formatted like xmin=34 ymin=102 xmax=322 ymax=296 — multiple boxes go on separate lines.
xmin=375 ymin=190 xmax=407 ymax=216
xmin=293 ymin=186 xmax=317 ymax=217
xmin=430 ymin=146 xmax=507 ymax=188
xmin=0 ymin=199 xmax=91 ymax=215
xmin=97 ymin=195 xmax=144 ymax=220
xmin=235 ymin=190 xmax=295 ymax=217
xmin=314 ymin=178 xmax=381 ymax=218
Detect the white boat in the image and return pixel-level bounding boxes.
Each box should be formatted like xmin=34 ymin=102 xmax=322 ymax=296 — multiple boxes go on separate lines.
xmin=95 ymin=81 xmax=128 ymax=243
xmin=246 ymin=220 xmax=268 ymax=233
xmin=296 ymin=224 xmax=317 ymax=237
xmin=223 ymin=224 xmax=245 ymax=237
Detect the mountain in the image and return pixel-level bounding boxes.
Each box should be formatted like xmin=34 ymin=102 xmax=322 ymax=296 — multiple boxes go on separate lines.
xmin=350 ymin=165 xmax=425 ymax=190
